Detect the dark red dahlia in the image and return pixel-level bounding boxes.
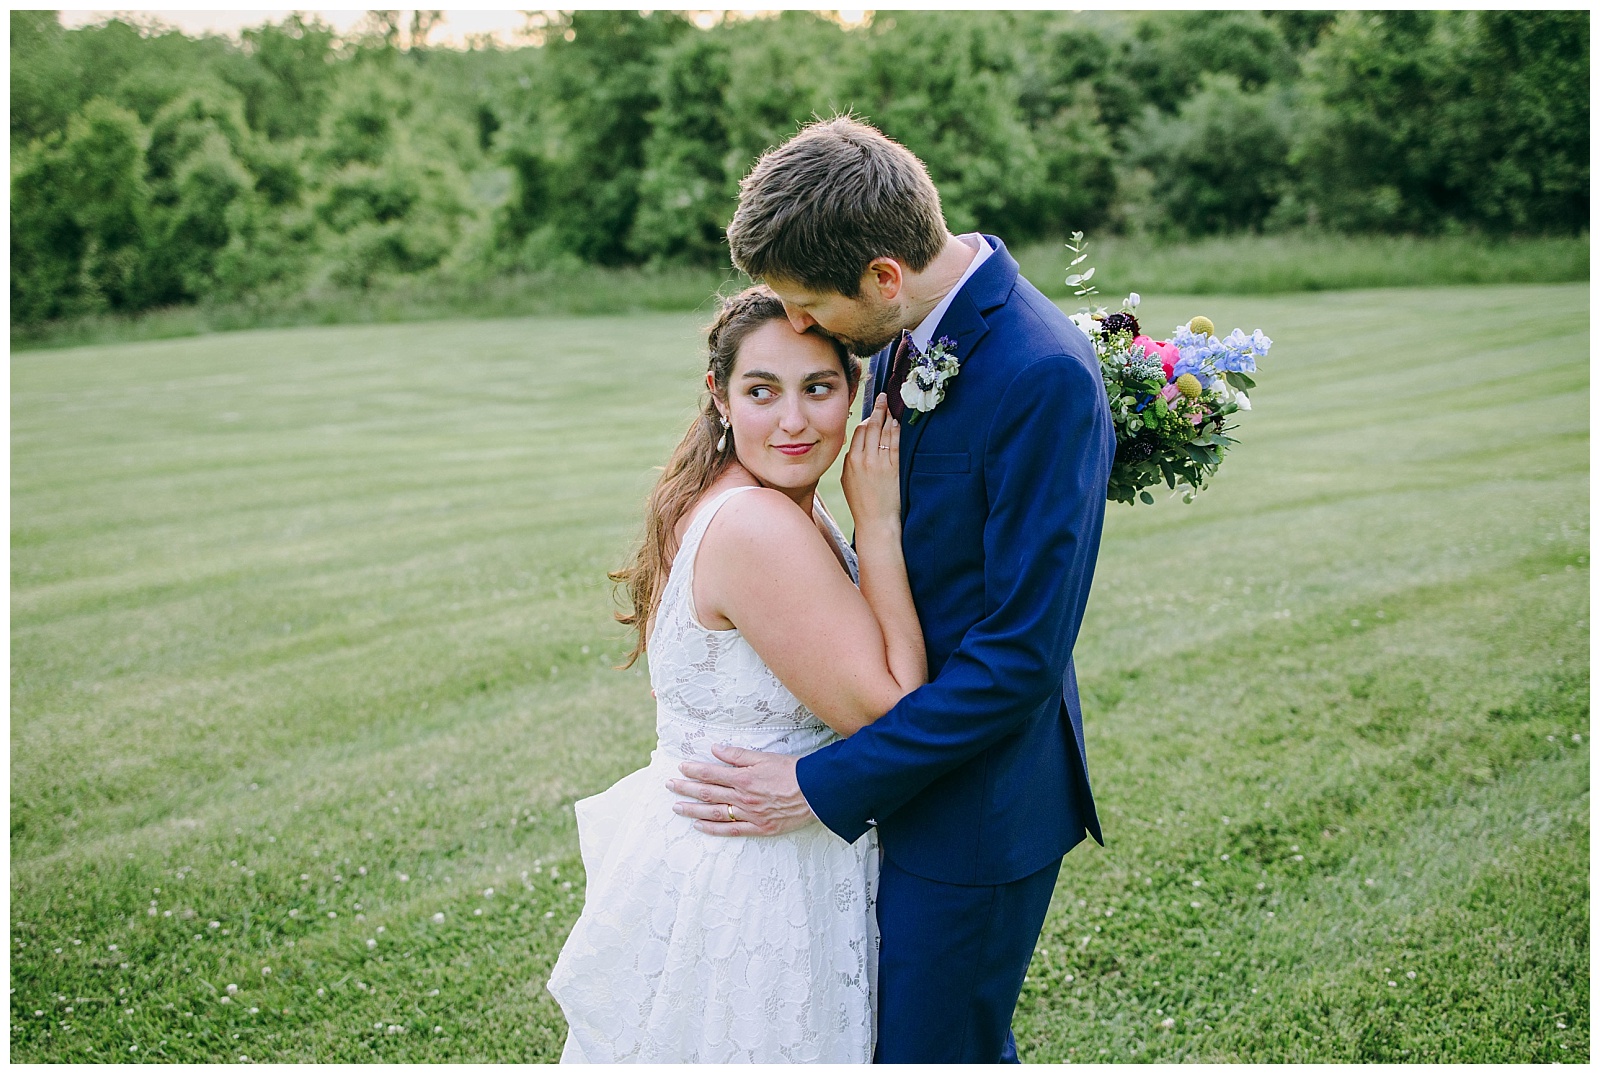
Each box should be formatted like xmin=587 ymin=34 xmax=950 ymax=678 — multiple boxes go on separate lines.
xmin=1102 ymin=311 xmax=1140 ymax=337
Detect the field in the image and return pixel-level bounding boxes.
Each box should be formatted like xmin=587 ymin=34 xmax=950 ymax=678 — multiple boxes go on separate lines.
xmin=10 ymin=283 xmax=1589 ymax=1061
xmin=11 ymin=232 xmax=1588 ymax=353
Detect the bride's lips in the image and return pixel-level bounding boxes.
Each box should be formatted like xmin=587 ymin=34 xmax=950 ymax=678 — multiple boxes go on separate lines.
xmin=774 ymin=443 xmax=815 ymax=456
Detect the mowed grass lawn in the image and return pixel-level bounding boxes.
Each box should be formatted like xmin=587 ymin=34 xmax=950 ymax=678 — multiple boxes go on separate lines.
xmin=11 ymin=283 xmax=1588 ymax=1062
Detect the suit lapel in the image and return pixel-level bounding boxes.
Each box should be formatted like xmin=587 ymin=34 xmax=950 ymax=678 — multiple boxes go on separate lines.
xmin=898 ymin=285 xmax=995 ymax=512
xmin=863 ymin=343 xmax=893 ymax=421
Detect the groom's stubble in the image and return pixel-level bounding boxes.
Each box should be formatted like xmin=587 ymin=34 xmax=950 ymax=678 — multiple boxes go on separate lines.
xmin=822 ymin=295 xmax=911 ymax=360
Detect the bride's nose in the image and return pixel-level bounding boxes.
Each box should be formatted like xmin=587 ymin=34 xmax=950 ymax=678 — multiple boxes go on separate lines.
xmin=776 ymin=395 xmax=809 ymax=433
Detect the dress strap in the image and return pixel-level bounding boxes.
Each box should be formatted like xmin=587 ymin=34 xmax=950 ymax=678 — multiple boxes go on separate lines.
xmin=678 ymin=485 xmax=761 ymax=562
xmin=662 ymin=485 xmax=762 ymax=612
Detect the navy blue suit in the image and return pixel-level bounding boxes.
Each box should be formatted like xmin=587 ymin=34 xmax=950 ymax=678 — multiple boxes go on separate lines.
xmin=794 ymin=236 xmax=1113 ymax=1062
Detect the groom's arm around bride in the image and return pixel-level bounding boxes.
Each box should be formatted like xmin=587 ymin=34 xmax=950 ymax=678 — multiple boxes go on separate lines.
xmin=671 ymin=117 xmax=1114 ymax=1063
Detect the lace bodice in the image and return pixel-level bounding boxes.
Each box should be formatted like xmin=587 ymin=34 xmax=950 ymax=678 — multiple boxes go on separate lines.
xmin=648 ymin=485 xmax=858 ymax=764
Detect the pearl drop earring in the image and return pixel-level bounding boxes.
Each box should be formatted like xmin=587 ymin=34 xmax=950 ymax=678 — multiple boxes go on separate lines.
xmin=716 ymin=416 xmax=731 ymax=452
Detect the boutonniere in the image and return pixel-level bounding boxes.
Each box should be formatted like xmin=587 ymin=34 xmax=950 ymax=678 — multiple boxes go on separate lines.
xmin=900 ymin=335 xmax=961 ymax=424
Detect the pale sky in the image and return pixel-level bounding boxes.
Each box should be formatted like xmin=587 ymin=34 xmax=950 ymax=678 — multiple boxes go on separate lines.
xmin=51 ymin=8 xmax=878 ymax=47
xmin=56 ymin=10 xmax=544 ymax=47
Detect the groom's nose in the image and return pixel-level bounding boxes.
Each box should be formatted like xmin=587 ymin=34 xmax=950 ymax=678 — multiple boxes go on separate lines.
xmin=782 ymin=304 xmax=816 ymax=333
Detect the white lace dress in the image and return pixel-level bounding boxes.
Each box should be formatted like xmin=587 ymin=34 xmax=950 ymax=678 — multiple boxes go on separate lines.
xmin=547 ymin=485 xmax=879 ymax=1063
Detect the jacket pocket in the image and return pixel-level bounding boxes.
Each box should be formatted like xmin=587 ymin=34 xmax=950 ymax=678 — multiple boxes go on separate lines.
xmin=911 ymin=451 xmax=970 ymax=475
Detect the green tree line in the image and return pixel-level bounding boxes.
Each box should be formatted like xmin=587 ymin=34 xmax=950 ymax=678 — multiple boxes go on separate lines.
xmin=10 ymin=9 xmax=1589 ymax=326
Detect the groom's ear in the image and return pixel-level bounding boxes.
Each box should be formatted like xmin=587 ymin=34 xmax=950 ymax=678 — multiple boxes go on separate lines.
xmin=862 ymin=258 xmax=904 ymax=302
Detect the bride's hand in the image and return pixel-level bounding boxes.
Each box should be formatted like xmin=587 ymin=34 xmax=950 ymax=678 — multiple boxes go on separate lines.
xmin=842 ymin=394 xmax=900 ymax=533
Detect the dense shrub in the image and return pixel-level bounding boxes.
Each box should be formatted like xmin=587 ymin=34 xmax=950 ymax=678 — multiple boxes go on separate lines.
xmin=8 ymin=10 xmax=1590 ymax=327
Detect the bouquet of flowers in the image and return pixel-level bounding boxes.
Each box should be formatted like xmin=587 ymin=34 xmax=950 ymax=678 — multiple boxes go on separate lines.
xmin=1064 ymin=232 xmax=1274 ymax=506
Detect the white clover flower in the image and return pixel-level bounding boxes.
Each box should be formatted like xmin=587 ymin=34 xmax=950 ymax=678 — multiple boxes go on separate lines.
xmin=366 ymin=939 xmax=377 ymax=949
xmin=432 ymin=912 xmax=445 ymax=924
xmin=226 ymin=984 xmax=239 ymax=995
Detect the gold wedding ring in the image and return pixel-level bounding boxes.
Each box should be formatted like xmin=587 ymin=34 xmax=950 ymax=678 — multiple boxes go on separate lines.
xmin=726 ymin=805 xmax=737 ymax=823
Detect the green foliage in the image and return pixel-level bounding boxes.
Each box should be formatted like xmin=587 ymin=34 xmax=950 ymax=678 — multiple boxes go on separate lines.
xmin=228 ymin=14 xmax=339 ymax=141
xmin=1126 ymin=10 xmax=1298 ymax=114
xmin=1135 ymin=76 xmax=1293 ymax=235
xmin=1295 ymin=10 xmax=1589 ymax=235
xmin=629 ymin=31 xmax=735 ymax=264
xmin=11 ymin=98 xmax=150 ymax=320
xmin=837 ymin=11 xmax=1044 ymax=236
xmin=7 ymin=11 xmax=1591 ymax=329
xmin=496 ymin=11 xmax=689 ymax=267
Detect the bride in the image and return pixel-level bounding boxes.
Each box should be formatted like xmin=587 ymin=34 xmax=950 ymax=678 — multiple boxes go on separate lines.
xmin=546 ymin=286 xmax=925 ymax=1062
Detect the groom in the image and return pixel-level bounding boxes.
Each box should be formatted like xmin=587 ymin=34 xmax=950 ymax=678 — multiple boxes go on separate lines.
xmin=669 ymin=117 xmax=1114 ymax=1063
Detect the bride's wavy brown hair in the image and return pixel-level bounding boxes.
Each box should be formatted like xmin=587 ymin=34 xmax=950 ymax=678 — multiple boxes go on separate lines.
xmin=610 ymin=285 xmax=858 ymax=669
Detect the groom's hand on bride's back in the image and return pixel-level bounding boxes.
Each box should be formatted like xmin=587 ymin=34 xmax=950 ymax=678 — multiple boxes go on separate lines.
xmin=668 ymin=745 xmax=816 ymax=837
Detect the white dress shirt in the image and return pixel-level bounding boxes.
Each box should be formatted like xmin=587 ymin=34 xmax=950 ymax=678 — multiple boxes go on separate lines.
xmin=909 ymin=233 xmax=994 ymax=353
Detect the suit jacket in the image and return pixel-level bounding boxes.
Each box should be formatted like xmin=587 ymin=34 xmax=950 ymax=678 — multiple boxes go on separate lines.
xmin=795 ymin=236 xmax=1114 ymax=886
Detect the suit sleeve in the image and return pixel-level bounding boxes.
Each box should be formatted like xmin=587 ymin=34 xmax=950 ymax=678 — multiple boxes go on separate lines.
xmin=797 ymin=352 xmax=1113 ymax=842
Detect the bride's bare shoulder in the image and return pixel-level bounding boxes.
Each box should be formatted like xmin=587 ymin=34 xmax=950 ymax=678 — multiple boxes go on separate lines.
xmin=701 ymin=485 xmax=817 ymax=551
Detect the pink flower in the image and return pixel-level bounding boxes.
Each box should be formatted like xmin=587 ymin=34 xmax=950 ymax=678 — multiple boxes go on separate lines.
xmin=1159 ymin=383 xmax=1182 ymax=403
xmin=1133 ymin=335 xmax=1181 ymax=378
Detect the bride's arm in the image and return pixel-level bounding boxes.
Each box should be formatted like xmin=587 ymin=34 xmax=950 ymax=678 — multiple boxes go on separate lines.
xmin=693 ymin=401 xmax=924 ymax=737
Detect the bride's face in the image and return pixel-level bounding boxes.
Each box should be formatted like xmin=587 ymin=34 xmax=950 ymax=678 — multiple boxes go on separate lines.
xmin=715 ymin=319 xmax=857 ymax=494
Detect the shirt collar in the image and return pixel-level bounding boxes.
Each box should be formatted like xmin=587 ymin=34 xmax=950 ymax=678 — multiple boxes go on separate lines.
xmin=910 ymin=233 xmax=994 ymax=353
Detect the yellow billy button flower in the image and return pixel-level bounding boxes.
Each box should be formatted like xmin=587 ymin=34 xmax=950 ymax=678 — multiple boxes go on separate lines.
xmin=1174 ymin=373 xmax=1203 ymax=400
xmin=1187 ymin=315 xmax=1215 ymax=337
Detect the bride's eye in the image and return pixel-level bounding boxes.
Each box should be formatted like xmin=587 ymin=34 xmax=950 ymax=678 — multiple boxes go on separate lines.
xmin=749 ymin=385 xmax=776 ymax=401
xmin=805 ymin=383 xmax=835 ymax=397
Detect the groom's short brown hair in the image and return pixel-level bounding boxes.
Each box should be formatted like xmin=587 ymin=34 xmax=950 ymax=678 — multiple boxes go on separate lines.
xmin=726 ymin=116 xmax=947 ymax=298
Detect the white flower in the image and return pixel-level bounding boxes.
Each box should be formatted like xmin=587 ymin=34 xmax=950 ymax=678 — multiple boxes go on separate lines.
xmin=900 ymin=380 xmax=937 ymax=413
xmin=366 ymin=938 xmax=377 ymax=948
xmin=1126 ymin=292 xmax=1141 ymax=309
xmin=226 ymin=984 xmax=238 ymax=994
xmin=1235 ymin=392 xmax=1251 ymax=411
xmin=1069 ymin=312 xmax=1102 ymax=337
xmin=432 ymin=912 xmax=445 ymax=924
